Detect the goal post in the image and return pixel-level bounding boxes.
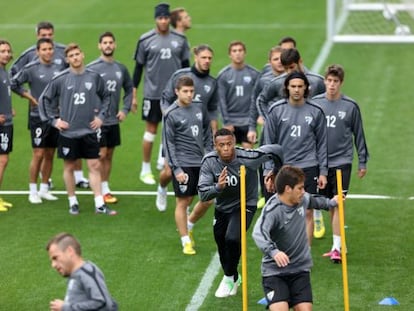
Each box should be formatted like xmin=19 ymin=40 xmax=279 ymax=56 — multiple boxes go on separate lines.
xmin=327 ymin=0 xmax=414 ymax=43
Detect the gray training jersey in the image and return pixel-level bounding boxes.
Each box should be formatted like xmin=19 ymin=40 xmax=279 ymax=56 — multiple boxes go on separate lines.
xmin=64 ymin=261 xmax=118 ymax=311
xmin=262 ymin=99 xmax=328 ymax=175
xmin=252 ymin=193 xmax=335 ymax=277
xmin=0 ymin=68 xmax=13 ymax=126
xmin=257 ymin=70 xmax=326 ymax=121
xmin=198 ymin=144 xmax=283 ymax=213
xmin=163 ymin=100 xmax=213 ymax=176
xmin=161 ymin=66 xmax=219 ymax=121
xmin=87 ymin=58 xmax=133 ymax=126
xmin=10 ymin=42 xmax=66 ymax=77
xmin=216 ymin=64 xmax=259 ymax=126
xmin=11 ymin=60 xmax=65 ymax=118
xmin=133 ymin=29 xmax=190 ymax=99
xmin=39 ymin=68 xmax=110 ymax=138
xmin=312 ymin=93 xmax=369 ymax=169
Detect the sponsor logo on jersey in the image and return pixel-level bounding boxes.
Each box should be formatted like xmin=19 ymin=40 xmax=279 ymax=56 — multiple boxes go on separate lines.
xmin=338 ymin=111 xmax=346 ymax=119
xmin=85 ymin=82 xmax=92 ymax=90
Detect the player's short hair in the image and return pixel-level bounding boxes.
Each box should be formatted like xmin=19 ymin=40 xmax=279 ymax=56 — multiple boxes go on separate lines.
xmin=278 ymin=36 xmax=297 ymax=48
xmin=0 ymin=39 xmax=13 ymax=59
xmin=170 ymin=7 xmax=186 ymax=28
xmin=275 ymin=165 xmax=305 ymax=194
xmin=64 ymin=43 xmax=81 ymax=56
xmin=36 ymin=38 xmax=54 ymax=50
xmin=193 ymin=44 xmax=214 ymax=56
xmin=36 ymin=21 xmax=54 ymax=34
xmin=325 ymin=64 xmax=345 ymax=82
xmin=214 ymin=128 xmax=235 ymax=141
xmin=268 ymin=45 xmax=283 ymax=60
xmin=99 ymin=31 xmax=116 ymax=43
xmin=228 ymin=40 xmax=246 ymax=54
xmin=46 ymin=232 xmax=82 ymax=256
xmin=175 ymin=75 xmax=194 ymax=90
xmin=284 ymin=71 xmax=310 ymax=98
xmin=280 ymin=48 xmax=301 ymax=67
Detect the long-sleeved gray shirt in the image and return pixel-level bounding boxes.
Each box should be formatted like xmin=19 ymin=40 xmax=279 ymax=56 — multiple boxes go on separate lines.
xmin=62 ymin=261 xmax=118 ymax=311
xmin=216 ymin=64 xmax=259 ymax=126
xmin=133 ymin=29 xmax=190 ymax=99
xmin=252 ymin=193 xmax=336 ymax=277
xmin=87 ymin=58 xmax=133 ymax=126
xmin=312 ymin=93 xmax=369 ymax=169
xmin=38 ymin=68 xmax=110 ymax=138
xmin=163 ymin=100 xmax=213 ymax=176
xmin=198 ymin=144 xmax=283 ymax=213
xmin=262 ymin=99 xmax=328 ymax=176
xmin=0 ymin=68 xmax=13 ymax=126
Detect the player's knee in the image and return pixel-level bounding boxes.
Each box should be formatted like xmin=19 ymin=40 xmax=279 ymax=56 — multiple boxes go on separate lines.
xmin=143 ymin=131 xmax=156 ymax=142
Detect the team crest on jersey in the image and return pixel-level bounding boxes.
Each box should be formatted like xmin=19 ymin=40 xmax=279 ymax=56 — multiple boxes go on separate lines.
xmin=338 ymin=111 xmax=346 ymax=119
xmin=34 ymin=138 xmax=42 ymax=146
xmin=305 ymin=116 xmax=313 ymax=125
xmin=196 ymin=112 xmax=202 ymax=120
xmin=297 ymin=206 xmax=304 ymax=217
xmin=85 ymin=82 xmax=92 ymax=90
xmin=171 ymin=40 xmax=179 ymax=48
xmin=243 ymin=76 xmax=252 ymax=84
xmin=116 ymin=71 xmax=122 ymax=79
xmin=204 ymin=85 xmax=211 ymax=93
xmin=1 ymin=142 xmax=8 ymax=151
xmin=62 ymin=147 xmax=70 ymax=156
xmin=54 ymin=59 xmax=63 ymax=65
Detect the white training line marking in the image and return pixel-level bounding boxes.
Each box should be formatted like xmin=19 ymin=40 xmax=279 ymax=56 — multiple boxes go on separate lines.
xmin=185 ymin=252 xmax=220 ymax=311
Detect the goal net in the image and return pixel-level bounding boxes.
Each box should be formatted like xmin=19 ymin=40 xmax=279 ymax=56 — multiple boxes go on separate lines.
xmin=327 ymin=0 xmax=414 ymax=43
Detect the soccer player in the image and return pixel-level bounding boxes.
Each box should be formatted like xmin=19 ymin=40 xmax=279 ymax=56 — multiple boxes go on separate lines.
xmin=0 ymin=40 xmax=14 ymax=212
xmin=260 ymin=36 xmax=297 ymax=75
xmin=11 ymin=38 xmax=64 ymax=204
xmin=162 ymin=76 xmax=213 ymax=255
xmin=252 ymin=165 xmax=339 ymax=311
xmin=11 ymin=21 xmax=89 ymax=189
xmin=132 ymin=3 xmax=190 ymax=185
xmin=87 ymin=32 xmax=133 ymax=205
xmin=262 ymin=71 xmax=328 ymax=245
xmin=156 ymin=44 xmax=218 ymax=212
xmin=39 ymin=43 xmax=116 ymax=216
xmin=217 ymin=41 xmax=259 ymax=149
xmin=312 ymin=64 xmax=369 ymax=262
xmin=198 ymin=128 xmax=283 ymax=298
xmin=170 ymin=7 xmax=192 ymax=34
xmin=46 ymin=232 xmax=118 ymax=310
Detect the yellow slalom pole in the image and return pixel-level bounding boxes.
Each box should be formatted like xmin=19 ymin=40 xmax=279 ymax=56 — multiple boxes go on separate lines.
xmin=336 ymin=169 xmax=349 ymax=311
xmin=240 ymin=165 xmax=248 ymax=311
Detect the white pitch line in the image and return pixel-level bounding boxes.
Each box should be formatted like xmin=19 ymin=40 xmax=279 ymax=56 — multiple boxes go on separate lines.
xmin=185 ymin=252 xmax=221 ymax=311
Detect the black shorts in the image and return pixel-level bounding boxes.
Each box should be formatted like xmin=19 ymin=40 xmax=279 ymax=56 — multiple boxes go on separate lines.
xmin=30 ymin=117 xmax=58 ymax=148
xmin=263 ymin=271 xmax=313 ymax=308
xmin=142 ymin=98 xmax=162 ymax=123
xmin=319 ymin=164 xmax=352 ymax=198
xmin=233 ymin=125 xmax=249 ymax=144
xmin=57 ymin=133 xmax=100 ymax=160
xmin=172 ymin=167 xmax=200 ymax=197
xmin=98 ymin=124 xmax=121 ymax=148
xmin=0 ymin=125 xmax=13 ymax=154
xmin=303 ymin=166 xmax=319 ymax=194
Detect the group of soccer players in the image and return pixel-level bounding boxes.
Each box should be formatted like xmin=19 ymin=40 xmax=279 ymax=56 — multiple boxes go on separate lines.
xmin=0 ymin=2 xmax=369 ymax=309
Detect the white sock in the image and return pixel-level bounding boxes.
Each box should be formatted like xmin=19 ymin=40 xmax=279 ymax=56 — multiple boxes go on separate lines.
xmin=39 ymin=183 xmax=49 ymax=194
xmin=141 ymin=162 xmax=151 ymax=175
xmin=314 ymin=209 xmax=322 ymax=219
xmin=158 ymin=184 xmax=167 ymax=193
xmin=333 ymin=235 xmax=341 ymax=251
xmin=187 ymin=221 xmax=194 ymax=231
xmin=181 ymin=235 xmax=191 ymax=246
xmin=68 ymin=196 xmax=78 ymax=206
xmin=157 ymin=144 xmax=164 ymax=164
xmin=101 ymin=181 xmax=110 ymax=195
xmin=29 ymin=183 xmax=38 ymax=195
xmin=94 ymin=195 xmax=105 ymax=208
xmin=74 ymin=170 xmax=85 ymax=183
